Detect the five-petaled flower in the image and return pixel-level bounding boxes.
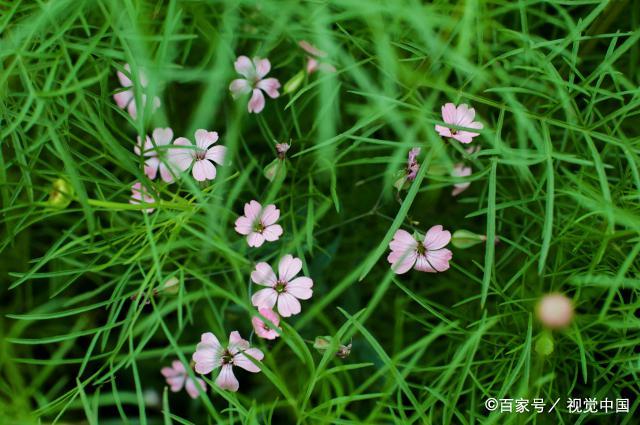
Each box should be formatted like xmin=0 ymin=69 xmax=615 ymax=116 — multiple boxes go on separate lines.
xmin=192 ymin=331 xmax=264 ymax=392
xmin=234 ymin=200 xmax=283 ymax=247
xmin=451 ymin=163 xmax=472 ymax=196
xmin=113 ymin=63 xmax=161 ymax=119
xmin=170 ymin=129 xmax=227 ymax=182
xmin=251 ymin=254 xmax=313 ymax=317
xmin=161 ymin=360 xmax=206 ymax=399
xmin=387 ymin=225 xmax=453 ymax=274
xmin=130 ymin=182 xmax=155 ymax=213
xmin=435 ymin=103 xmax=483 ymax=144
xmin=135 ymin=128 xmax=177 ymax=183
xmin=229 ymin=56 xmax=281 ymax=114
xmin=251 ymin=307 xmax=281 ymax=340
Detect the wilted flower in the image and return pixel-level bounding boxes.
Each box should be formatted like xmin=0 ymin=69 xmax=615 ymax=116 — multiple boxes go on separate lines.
xmin=161 ymin=360 xmax=206 ymax=399
xmin=435 ymin=103 xmax=483 ymax=144
xmin=234 ymin=200 xmax=283 ymax=247
xmin=251 ymin=254 xmax=313 ymax=317
xmin=113 ymin=63 xmax=161 ymax=119
xmin=170 ymin=129 xmax=227 ymax=182
xmin=394 ymin=148 xmax=421 ymax=190
xmin=387 ymin=225 xmax=453 ymax=274
xmin=536 ymin=293 xmax=574 ymax=329
xmin=251 ymin=307 xmax=281 ymax=340
xmin=229 ymin=56 xmax=281 ymax=113
xmin=192 ymin=331 xmax=264 ymax=392
xmin=313 ymin=336 xmax=352 ymax=358
xmin=130 ymin=182 xmax=155 ymax=213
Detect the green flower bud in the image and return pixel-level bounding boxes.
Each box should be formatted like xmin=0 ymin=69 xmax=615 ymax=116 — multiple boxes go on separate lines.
xmin=535 ymin=332 xmax=554 ymax=356
xmin=48 ymin=178 xmax=74 ymax=208
xmin=451 ymin=229 xmax=486 ymax=249
xmin=283 ymin=70 xmax=305 ymax=95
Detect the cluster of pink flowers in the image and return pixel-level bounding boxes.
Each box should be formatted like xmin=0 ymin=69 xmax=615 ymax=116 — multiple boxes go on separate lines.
xmin=388 ymin=102 xmax=484 ymax=274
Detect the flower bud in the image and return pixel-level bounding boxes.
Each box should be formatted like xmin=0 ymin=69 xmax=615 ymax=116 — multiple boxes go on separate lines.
xmin=47 ymin=178 xmax=74 ymax=208
xmin=535 ymin=332 xmax=554 ymax=356
xmin=283 ymin=70 xmax=305 ymax=94
xmin=160 ymin=277 xmax=180 ymax=295
xmin=451 ymin=229 xmax=486 ymax=249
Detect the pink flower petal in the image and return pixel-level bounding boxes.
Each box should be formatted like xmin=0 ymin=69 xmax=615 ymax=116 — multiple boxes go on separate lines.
xmin=252 ymin=308 xmax=280 ymax=340
xmin=192 ymin=160 xmax=216 ymax=181
xmin=215 ymin=364 xmax=239 ymax=392
xmin=247 ymin=232 xmax=265 ymax=247
xmin=278 ymin=254 xmax=302 ymax=282
xmin=414 ymin=254 xmax=437 ymax=273
xmin=248 ymin=89 xmax=265 ymax=113
xmin=229 ymin=78 xmax=251 ymax=98
xmin=244 ymin=200 xmax=262 ymax=221
xmin=424 ymin=248 xmax=453 ymax=272
xmin=389 ymin=230 xmax=418 ymax=253
xmin=152 ymin=127 xmax=173 ymax=146
xmin=234 ymin=216 xmax=254 ymax=235
xmin=158 ymin=163 xmax=175 ymax=184
xmin=127 ymin=99 xmax=138 ymax=119
xmin=234 ymin=56 xmax=254 ymax=79
xmin=185 ymin=377 xmax=206 ymax=399
xmin=260 ymin=204 xmax=280 ymax=226
xmin=253 ymin=57 xmax=271 ymax=79
xmin=388 ymin=250 xmax=417 ymax=274
xmin=228 ymin=331 xmax=250 ymax=354
xmin=441 ymin=103 xmax=457 ymax=125
xmin=306 ymin=58 xmax=319 ymax=74
xmin=205 ymin=145 xmax=226 ymax=165
xmin=114 ymin=90 xmax=133 ymax=109
xmin=117 ymin=64 xmax=132 ymax=87
xmin=286 ymin=277 xmax=313 ymax=300
xmin=256 ymin=78 xmax=281 ymax=99
xmin=422 ymin=225 xmax=451 ymax=250
xmin=277 ymin=292 xmax=301 ymax=317
xmin=144 ymin=157 xmax=160 ymax=180
xmin=434 ymin=124 xmax=453 ymax=138
xmin=169 ymin=138 xmax=194 ymax=171
xmin=251 ymin=262 xmax=277 ymax=286
xmin=234 ymin=348 xmax=264 ymax=373
xmin=251 ymin=288 xmax=278 ymax=309
xmin=262 ymin=224 xmax=283 ymax=242
xmin=193 ymin=332 xmax=222 ymax=374
xmin=455 ymin=104 xmax=474 ymax=126
xmin=194 ymin=129 xmax=218 ymax=151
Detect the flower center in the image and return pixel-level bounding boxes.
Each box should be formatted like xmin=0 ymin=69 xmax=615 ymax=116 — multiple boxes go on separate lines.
xmin=416 ymin=243 xmax=426 ymax=255
xmin=253 ymin=221 xmax=265 ymax=233
xmin=221 ymin=349 xmax=234 ymax=365
xmin=274 ymin=281 xmax=287 ymax=293
xmin=195 ymin=148 xmax=207 ymax=160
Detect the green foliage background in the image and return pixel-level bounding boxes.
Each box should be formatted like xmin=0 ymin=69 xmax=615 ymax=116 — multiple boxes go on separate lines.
xmin=1 ymin=0 xmax=639 ymax=423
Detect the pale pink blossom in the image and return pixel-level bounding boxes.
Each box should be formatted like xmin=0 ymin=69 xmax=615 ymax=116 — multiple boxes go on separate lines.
xmin=536 ymin=293 xmax=574 ymax=329
xmin=251 ymin=307 xmax=281 ymax=340
xmin=170 ymin=129 xmax=226 ymax=182
xmin=135 ymin=128 xmax=177 ymax=183
xmin=387 ymin=225 xmax=453 ymax=274
xmin=234 ymin=200 xmax=283 ymax=247
xmin=275 ymin=142 xmax=290 ymax=158
xmin=130 ymin=182 xmax=155 ymax=213
xmin=229 ymin=56 xmax=281 ymax=114
xmin=113 ymin=63 xmax=161 ymax=119
xmin=192 ymin=331 xmax=264 ymax=392
xmin=298 ymin=41 xmax=336 ymax=74
xmin=251 ymin=255 xmax=313 ymax=317
xmin=435 ymin=103 xmax=483 ymax=144
xmin=161 ymin=360 xmax=206 ymax=399
xmin=451 ymin=163 xmax=472 ymax=196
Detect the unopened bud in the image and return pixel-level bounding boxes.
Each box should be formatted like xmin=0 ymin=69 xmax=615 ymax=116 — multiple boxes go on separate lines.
xmin=48 ymin=178 xmax=74 ymax=208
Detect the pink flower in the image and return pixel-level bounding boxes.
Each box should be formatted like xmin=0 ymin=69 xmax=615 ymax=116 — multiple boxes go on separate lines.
xmin=451 ymin=163 xmax=472 ymax=196
xmin=298 ymin=41 xmax=336 ymax=74
xmin=113 ymin=63 xmax=161 ymax=119
xmin=229 ymin=56 xmax=281 ymax=114
xmin=387 ymin=225 xmax=453 ymax=274
xmin=192 ymin=331 xmax=264 ymax=392
xmin=251 ymin=307 xmax=281 ymax=340
xmin=251 ymin=254 xmax=313 ymax=317
xmin=130 ymin=182 xmax=155 ymax=213
xmin=275 ymin=142 xmax=290 ymax=158
xmin=234 ymin=200 xmax=283 ymax=247
xmin=435 ymin=103 xmax=483 ymax=144
xmin=161 ymin=360 xmax=206 ymax=399
xmin=170 ymin=129 xmax=227 ymax=182
xmin=134 ymin=128 xmax=177 ymax=183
